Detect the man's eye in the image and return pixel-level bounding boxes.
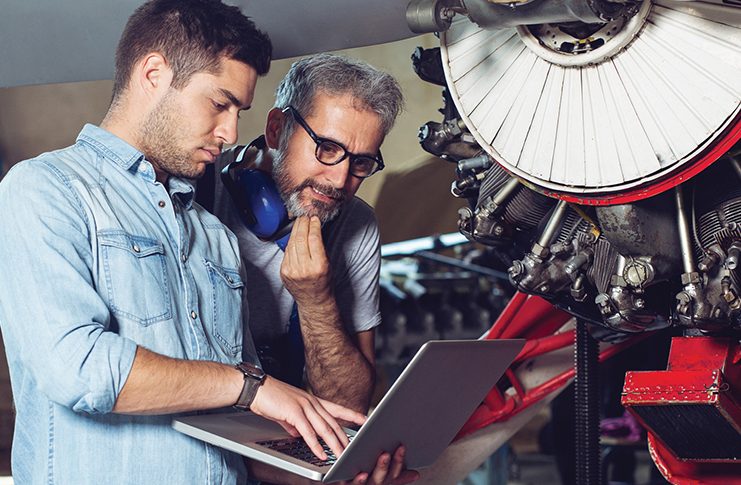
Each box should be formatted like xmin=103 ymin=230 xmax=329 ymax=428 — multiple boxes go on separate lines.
xmin=212 ymin=100 xmax=227 ymax=111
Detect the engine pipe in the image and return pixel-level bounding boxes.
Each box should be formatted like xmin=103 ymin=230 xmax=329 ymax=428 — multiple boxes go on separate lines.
xmin=457 ymin=153 xmax=492 ymax=173
xmin=538 ymin=199 xmax=569 ymax=251
xmin=675 ymin=186 xmax=696 ymax=275
xmin=406 ymin=0 xmax=640 ymax=33
xmin=490 ymin=177 xmax=520 ymax=210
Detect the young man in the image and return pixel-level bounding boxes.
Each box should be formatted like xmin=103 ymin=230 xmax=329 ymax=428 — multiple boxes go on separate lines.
xmin=206 ymin=54 xmax=416 ymax=484
xmin=0 ymin=2 xmax=367 ymax=484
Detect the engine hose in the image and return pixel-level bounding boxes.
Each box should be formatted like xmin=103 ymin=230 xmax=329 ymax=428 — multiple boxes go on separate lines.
xmin=575 ymin=319 xmax=601 ymax=485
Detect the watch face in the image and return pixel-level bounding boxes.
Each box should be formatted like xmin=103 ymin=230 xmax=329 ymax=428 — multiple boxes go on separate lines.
xmin=238 ymin=362 xmax=266 ymax=380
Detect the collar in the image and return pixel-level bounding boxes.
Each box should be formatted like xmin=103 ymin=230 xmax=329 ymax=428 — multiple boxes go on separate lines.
xmin=76 ymin=124 xmax=144 ymax=172
xmin=170 ymin=177 xmax=196 ymax=209
xmin=77 ymin=123 xmax=196 ymax=208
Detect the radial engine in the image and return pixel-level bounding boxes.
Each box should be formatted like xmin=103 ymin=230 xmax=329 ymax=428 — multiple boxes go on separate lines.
xmin=407 ymin=0 xmax=741 ymax=482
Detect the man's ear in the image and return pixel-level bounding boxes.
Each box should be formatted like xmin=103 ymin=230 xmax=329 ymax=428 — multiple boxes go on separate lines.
xmin=265 ymin=108 xmax=286 ymax=149
xmin=137 ymin=52 xmax=173 ymax=99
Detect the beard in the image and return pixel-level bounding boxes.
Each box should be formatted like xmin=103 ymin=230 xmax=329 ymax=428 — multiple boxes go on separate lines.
xmin=137 ymin=90 xmax=206 ymax=180
xmin=272 ymin=147 xmax=347 ymax=224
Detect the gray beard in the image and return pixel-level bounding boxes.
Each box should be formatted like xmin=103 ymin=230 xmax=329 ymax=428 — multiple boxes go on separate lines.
xmin=272 ymin=148 xmax=345 ymax=224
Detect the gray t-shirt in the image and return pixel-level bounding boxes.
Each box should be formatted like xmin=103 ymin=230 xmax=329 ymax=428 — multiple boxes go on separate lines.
xmin=211 ymin=147 xmax=382 ymax=351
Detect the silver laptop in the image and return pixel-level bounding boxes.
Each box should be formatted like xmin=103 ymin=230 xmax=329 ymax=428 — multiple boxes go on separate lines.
xmin=173 ymin=339 xmax=524 ymax=483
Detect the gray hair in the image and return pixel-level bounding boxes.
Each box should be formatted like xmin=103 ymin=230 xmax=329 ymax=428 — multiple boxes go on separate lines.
xmin=274 ymin=53 xmax=404 ymax=140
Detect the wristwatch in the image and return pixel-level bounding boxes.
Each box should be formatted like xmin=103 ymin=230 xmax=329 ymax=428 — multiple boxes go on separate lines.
xmin=234 ymin=361 xmax=267 ymax=411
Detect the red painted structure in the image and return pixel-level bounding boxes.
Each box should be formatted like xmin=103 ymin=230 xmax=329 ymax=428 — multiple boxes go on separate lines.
xmin=455 ymin=292 xmax=642 ymax=440
xmin=622 ymin=337 xmax=741 ymax=483
xmin=455 ymin=295 xmax=741 ymax=483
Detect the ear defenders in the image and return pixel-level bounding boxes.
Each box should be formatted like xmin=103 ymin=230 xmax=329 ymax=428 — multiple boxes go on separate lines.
xmin=220 ymin=136 xmax=293 ymax=246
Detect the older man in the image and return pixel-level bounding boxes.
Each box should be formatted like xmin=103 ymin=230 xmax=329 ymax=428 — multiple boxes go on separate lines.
xmin=202 ymin=54 xmax=415 ymax=484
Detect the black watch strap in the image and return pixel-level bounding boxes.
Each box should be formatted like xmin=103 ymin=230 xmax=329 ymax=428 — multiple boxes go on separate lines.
xmin=234 ymin=362 xmax=266 ymax=411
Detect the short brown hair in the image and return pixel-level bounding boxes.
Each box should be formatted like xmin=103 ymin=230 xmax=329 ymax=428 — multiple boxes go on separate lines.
xmin=113 ymin=0 xmax=271 ymax=100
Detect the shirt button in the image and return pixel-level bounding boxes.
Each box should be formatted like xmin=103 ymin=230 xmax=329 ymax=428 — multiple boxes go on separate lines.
xmin=181 ymin=253 xmax=187 ymax=263
xmin=132 ymin=244 xmax=140 ymax=253
xmin=190 ymin=311 xmax=197 ymax=320
xmin=158 ymin=200 xmax=166 ymax=208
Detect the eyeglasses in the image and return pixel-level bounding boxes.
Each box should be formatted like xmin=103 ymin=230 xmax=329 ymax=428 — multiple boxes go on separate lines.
xmin=282 ymin=105 xmax=384 ymax=178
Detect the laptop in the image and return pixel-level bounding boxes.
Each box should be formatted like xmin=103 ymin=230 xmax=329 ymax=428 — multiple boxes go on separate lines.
xmin=173 ymin=339 xmax=524 ymax=483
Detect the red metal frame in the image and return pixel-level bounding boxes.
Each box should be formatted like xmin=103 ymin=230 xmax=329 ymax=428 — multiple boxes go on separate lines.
xmin=456 ymin=292 xmax=644 ymax=440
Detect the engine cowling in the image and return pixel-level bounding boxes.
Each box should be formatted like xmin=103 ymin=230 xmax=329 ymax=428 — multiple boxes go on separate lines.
xmin=436 ymin=0 xmax=741 ymax=204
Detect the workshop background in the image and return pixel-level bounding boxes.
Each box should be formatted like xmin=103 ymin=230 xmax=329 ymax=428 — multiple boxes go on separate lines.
xmin=0 ymin=34 xmax=663 ymax=484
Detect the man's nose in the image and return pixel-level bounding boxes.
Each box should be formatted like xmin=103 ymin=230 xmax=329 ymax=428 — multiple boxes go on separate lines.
xmin=214 ymin=112 xmax=238 ymax=145
xmin=321 ymin=159 xmax=351 ymax=189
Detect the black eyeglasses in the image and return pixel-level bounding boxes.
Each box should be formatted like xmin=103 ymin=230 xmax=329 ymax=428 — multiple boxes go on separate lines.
xmin=282 ymin=105 xmax=384 ymax=178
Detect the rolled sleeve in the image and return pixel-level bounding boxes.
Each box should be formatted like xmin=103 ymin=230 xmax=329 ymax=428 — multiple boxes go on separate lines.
xmin=0 ymin=161 xmax=137 ymax=414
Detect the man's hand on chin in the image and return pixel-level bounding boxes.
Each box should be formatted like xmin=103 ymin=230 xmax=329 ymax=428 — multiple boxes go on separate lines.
xmin=280 ymin=215 xmax=333 ymax=307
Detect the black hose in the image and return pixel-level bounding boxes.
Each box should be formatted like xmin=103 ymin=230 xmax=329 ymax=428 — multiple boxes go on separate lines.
xmin=575 ymin=319 xmax=601 ymax=485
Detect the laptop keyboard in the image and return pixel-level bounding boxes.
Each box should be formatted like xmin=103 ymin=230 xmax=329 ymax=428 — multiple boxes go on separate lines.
xmin=256 ymin=435 xmax=353 ymax=467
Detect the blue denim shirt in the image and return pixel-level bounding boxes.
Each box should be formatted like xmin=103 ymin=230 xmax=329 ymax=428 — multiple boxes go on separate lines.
xmin=0 ymin=124 xmax=253 ymax=485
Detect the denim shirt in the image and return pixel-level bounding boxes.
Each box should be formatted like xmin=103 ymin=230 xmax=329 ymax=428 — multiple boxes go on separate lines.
xmin=0 ymin=124 xmax=253 ymax=485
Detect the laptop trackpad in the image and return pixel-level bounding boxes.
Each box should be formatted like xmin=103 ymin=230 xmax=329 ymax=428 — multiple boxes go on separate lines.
xmin=224 ymin=413 xmax=293 ymax=441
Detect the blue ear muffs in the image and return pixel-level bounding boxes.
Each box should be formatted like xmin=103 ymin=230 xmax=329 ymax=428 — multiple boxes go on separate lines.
xmin=221 ymin=136 xmax=293 ymax=246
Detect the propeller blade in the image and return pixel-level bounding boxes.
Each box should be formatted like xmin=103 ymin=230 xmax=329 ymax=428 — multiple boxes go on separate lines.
xmin=0 ymin=0 xmax=418 ymax=89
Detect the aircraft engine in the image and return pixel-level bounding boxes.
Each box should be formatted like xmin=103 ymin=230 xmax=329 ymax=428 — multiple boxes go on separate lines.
xmin=410 ymin=0 xmax=741 ymax=337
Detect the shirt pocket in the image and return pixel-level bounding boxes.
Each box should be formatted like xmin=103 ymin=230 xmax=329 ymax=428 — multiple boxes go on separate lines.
xmin=98 ymin=231 xmax=172 ymax=326
xmin=204 ymin=259 xmax=244 ymax=358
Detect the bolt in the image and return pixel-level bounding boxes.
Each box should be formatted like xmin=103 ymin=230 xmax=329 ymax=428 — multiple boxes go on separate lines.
xmin=727 ymin=245 xmax=741 ymax=270
xmin=595 ymin=293 xmax=611 ymax=315
xmin=681 ymin=272 xmax=701 ymax=285
xmin=509 ymin=261 xmax=523 ymax=279
xmin=625 ymin=264 xmax=648 ymax=287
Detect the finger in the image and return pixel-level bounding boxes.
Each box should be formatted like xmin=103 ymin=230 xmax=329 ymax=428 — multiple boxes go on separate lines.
xmin=303 ymin=402 xmax=346 ymax=459
xmin=350 ymin=472 xmax=369 ymax=485
xmin=319 ymin=398 xmax=367 ymax=427
xmin=388 ymin=446 xmax=406 ymax=479
xmin=368 ymin=452 xmax=391 ymax=485
xmin=306 ymin=216 xmax=327 ymax=261
xmin=282 ymin=217 xmax=308 ymax=282
xmin=293 ymin=416 xmax=327 ymax=461
xmin=288 ymin=216 xmax=311 ymax=263
xmin=310 ymin=398 xmax=350 ymax=447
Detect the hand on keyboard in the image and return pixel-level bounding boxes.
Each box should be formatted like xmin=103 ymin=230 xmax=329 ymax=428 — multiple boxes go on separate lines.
xmin=250 ymin=376 xmax=366 ymax=461
xmin=256 ymin=435 xmax=353 ymax=467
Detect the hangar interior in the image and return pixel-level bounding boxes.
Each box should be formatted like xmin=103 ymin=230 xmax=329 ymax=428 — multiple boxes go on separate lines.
xmin=1 ymin=1 xmax=741 ymax=484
